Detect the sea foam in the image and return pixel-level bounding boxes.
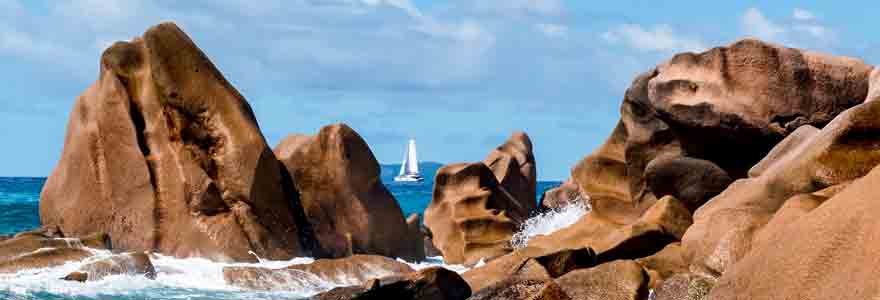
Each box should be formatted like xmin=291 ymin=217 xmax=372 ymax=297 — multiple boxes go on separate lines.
xmin=510 ymin=197 xmax=591 ymax=249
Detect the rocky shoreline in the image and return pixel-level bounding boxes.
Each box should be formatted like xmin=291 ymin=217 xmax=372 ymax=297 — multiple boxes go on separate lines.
xmin=3 ymin=22 xmax=880 ymax=300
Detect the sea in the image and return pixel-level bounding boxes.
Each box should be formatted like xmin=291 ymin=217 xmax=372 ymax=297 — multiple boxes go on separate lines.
xmin=0 ymin=167 xmax=576 ymax=300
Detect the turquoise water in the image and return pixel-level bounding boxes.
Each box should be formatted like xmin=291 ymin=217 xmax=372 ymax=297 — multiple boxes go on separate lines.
xmin=0 ymin=174 xmax=561 ymax=299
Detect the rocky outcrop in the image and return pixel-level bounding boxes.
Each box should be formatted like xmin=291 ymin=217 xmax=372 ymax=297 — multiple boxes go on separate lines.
xmin=0 ymin=229 xmax=111 ymax=273
xmin=644 ymin=156 xmax=731 ymax=213
xmin=308 ymin=267 xmax=471 ymax=300
xmin=654 ymin=273 xmax=715 ymax=300
xmin=570 ymin=39 xmax=873 ymax=224
xmin=468 ymin=279 xmax=570 ymax=300
xmin=274 ymin=124 xmax=420 ymax=260
xmin=683 ymin=100 xmax=880 ymax=277
xmin=223 ymin=255 xmax=414 ymax=290
xmin=39 ymin=22 xmax=306 ymax=262
xmin=424 ymin=163 xmax=527 ymax=265
xmin=635 ymin=242 xmax=687 ymax=289
xmin=701 ymin=104 xmax=880 ymax=299
xmin=538 ymin=180 xmax=585 ymax=211
xmin=483 ymin=132 xmax=537 ymax=214
xmin=63 ymin=252 xmax=156 ymax=282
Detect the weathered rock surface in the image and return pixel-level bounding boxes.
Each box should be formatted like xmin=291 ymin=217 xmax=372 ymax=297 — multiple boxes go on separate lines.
xmin=570 ymin=39 xmax=874 ymax=224
xmin=483 ymin=132 xmax=537 ymax=214
xmin=708 ymin=160 xmax=880 ymax=298
xmin=63 ymin=252 xmax=156 ymax=282
xmin=308 ymin=267 xmax=471 ymax=300
xmin=39 ymin=22 xmax=305 ymax=262
xmin=274 ymin=124 xmax=420 ymax=260
xmin=683 ymin=100 xmax=880 ymax=276
xmin=554 ymin=260 xmax=649 ymax=300
xmin=538 ymin=180 xmax=586 ymax=211
xmin=468 ymin=279 xmax=570 ymax=300
xmin=223 ymin=255 xmax=414 ymax=290
xmin=635 ymin=242 xmax=687 ymax=289
xmin=424 ymin=163 xmax=527 ymax=265
xmin=653 ymin=273 xmax=715 ymax=300
xmin=0 ymin=248 xmax=94 ymax=273
xmin=0 ymin=229 xmax=109 ymax=261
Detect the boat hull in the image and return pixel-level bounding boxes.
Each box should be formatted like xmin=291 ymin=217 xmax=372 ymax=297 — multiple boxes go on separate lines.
xmin=394 ymin=174 xmax=424 ymax=182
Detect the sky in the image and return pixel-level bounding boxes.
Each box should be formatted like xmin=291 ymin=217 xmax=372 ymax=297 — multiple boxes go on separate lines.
xmin=1 ymin=1 xmax=879 ymax=180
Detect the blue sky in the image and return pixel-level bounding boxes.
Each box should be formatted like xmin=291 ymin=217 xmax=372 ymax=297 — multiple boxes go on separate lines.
xmin=1 ymin=1 xmax=878 ymax=180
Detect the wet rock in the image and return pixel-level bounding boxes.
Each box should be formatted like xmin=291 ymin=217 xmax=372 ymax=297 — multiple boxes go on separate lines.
xmin=223 ymin=255 xmax=414 ymax=291
xmin=483 ymin=132 xmax=537 ymax=214
xmin=63 ymin=252 xmax=156 ymax=282
xmin=39 ymin=22 xmax=305 ymax=262
xmin=684 ymin=100 xmax=880 ymax=276
xmin=554 ymin=260 xmax=649 ymax=300
xmin=275 ymin=124 xmax=421 ymax=260
xmin=308 ymin=267 xmax=471 ymax=300
xmin=538 ymin=180 xmax=586 ymax=211
xmin=424 ymin=163 xmax=526 ymax=265
xmin=0 ymin=248 xmax=94 ymax=273
xmin=0 ymin=231 xmax=110 ymax=261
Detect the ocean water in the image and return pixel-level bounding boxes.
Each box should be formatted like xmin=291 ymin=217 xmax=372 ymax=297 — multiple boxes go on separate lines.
xmin=0 ymin=176 xmax=565 ymax=299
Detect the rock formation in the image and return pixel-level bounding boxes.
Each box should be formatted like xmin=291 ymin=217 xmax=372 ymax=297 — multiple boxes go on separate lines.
xmin=0 ymin=229 xmax=111 ymax=273
xmin=423 ymin=163 xmax=527 ymax=265
xmin=224 ymin=255 xmax=414 ymax=291
xmin=683 ymin=100 xmax=880 ymax=276
xmin=39 ymin=22 xmax=306 ymax=262
xmin=483 ymin=132 xmax=537 ymax=214
xmin=569 ymin=39 xmax=873 ymax=223
xmin=274 ymin=124 xmax=421 ymax=260
xmin=538 ymin=180 xmax=585 ymax=211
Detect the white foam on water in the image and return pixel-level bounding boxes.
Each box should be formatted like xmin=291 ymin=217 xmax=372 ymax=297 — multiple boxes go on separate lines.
xmin=510 ymin=198 xmax=591 ymax=249
xmin=0 ymin=249 xmax=470 ymax=300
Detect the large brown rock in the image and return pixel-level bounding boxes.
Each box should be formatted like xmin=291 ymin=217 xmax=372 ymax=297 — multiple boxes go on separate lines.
xmin=708 ymin=163 xmax=880 ymax=299
xmin=554 ymin=260 xmax=649 ymax=300
xmin=644 ymin=156 xmax=731 ymax=213
xmin=308 ymin=267 xmax=471 ymax=300
xmin=571 ymin=39 xmax=873 ymax=224
xmin=683 ymin=100 xmax=880 ymax=276
xmin=483 ymin=132 xmax=537 ymax=214
xmin=223 ymin=255 xmax=414 ymax=291
xmin=0 ymin=248 xmax=94 ymax=273
xmin=424 ymin=163 xmax=527 ymax=265
xmin=274 ymin=124 xmax=420 ymax=260
xmin=468 ymin=279 xmax=571 ymax=300
xmin=39 ymin=22 xmax=306 ymax=262
xmin=653 ymin=273 xmax=715 ymax=300
xmin=0 ymin=230 xmax=109 ymax=261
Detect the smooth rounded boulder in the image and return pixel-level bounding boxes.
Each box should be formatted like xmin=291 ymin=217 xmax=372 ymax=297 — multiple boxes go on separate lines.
xmin=39 ymin=22 xmax=305 ymax=262
xmin=224 ymin=255 xmax=415 ymax=291
xmin=424 ymin=163 xmax=527 ymax=265
xmin=274 ymin=124 xmax=421 ymax=260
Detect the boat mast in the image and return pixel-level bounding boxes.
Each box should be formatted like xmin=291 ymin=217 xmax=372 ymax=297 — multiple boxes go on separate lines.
xmin=406 ymin=139 xmax=419 ymax=174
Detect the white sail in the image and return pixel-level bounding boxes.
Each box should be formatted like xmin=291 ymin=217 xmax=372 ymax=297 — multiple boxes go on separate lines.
xmin=406 ymin=139 xmax=419 ymax=174
xmin=398 ymin=148 xmax=408 ymax=176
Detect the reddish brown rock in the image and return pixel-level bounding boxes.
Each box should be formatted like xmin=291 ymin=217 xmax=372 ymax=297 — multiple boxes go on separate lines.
xmin=462 ymin=247 xmax=554 ymax=292
xmin=635 ymin=242 xmax=687 ymax=289
xmin=644 ymin=156 xmax=731 ymax=213
xmin=308 ymin=267 xmax=471 ymax=300
xmin=0 ymin=248 xmax=94 ymax=273
xmin=653 ymin=273 xmax=715 ymax=300
xmin=571 ymin=39 xmax=873 ymax=224
xmin=424 ymin=163 xmax=527 ymax=265
xmin=708 ymin=163 xmax=880 ymax=299
xmin=274 ymin=124 xmax=421 ymax=260
xmin=554 ymin=260 xmax=649 ymax=300
xmin=63 ymin=252 xmax=156 ymax=282
xmin=684 ymin=100 xmax=880 ymax=276
xmin=468 ymin=278 xmax=570 ymax=300
xmin=223 ymin=255 xmax=414 ymax=291
xmin=538 ymin=180 xmax=586 ymax=211
xmin=0 ymin=230 xmax=109 ymax=261
xmin=483 ymin=132 xmax=537 ymax=214
xmin=39 ymin=22 xmax=306 ymax=262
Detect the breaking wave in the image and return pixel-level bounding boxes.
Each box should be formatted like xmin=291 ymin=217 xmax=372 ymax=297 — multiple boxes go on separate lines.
xmin=510 ymin=198 xmax=591 ymax=249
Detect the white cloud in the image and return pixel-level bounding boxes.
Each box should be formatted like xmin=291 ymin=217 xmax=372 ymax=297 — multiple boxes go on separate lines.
xmin=602 ymin=24 xmax=706 ymax=52
xmin=742 ymin=8 xmax=785 ymax=41
xmin=535 ymin=23 xmax=567 ymax=38
xmin=792 ymin=8 xmax=815 ymax=21
xmin=523 ymin=0 xmax=563 ymax=16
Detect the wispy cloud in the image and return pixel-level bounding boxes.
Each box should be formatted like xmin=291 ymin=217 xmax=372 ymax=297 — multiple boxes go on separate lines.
xmin=740 ymin=7 xmax=836 ymax=49
xmin=742 ymin=8 xmax=784 ymax=41
xmin=792 ymin=8 xmax=815 ymax=21
xmin=602 ymin=24 xmax=706 ymax=53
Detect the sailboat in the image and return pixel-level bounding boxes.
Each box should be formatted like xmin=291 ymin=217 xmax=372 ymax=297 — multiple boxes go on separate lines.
xmin=394 ymin=139 xmax=425 ymax=182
